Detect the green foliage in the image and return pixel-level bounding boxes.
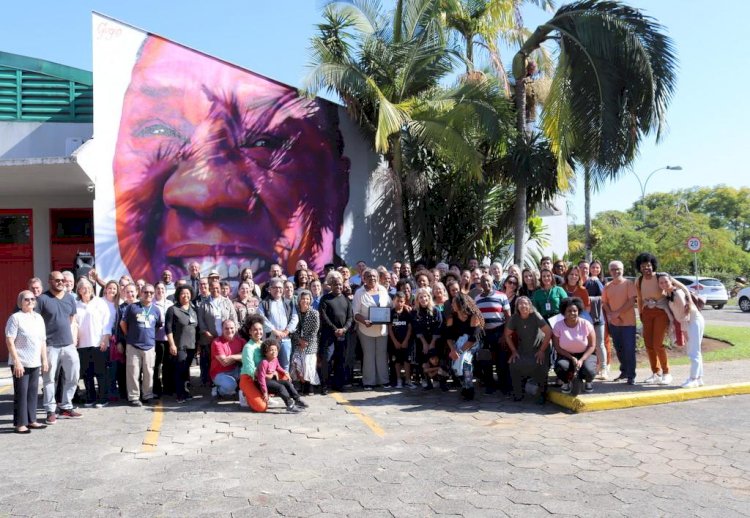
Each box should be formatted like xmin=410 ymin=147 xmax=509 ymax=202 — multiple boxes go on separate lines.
xmin=568 ymin=186 xmax=750 ymax=277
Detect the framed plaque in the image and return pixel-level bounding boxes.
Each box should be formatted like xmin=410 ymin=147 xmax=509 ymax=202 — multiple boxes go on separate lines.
xmin=369 ymin=306 xmax=391 ymax=324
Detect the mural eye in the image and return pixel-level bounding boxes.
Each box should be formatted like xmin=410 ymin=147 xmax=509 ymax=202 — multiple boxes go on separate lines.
xmin=243 ymin=135 xmax=282 ymax=150
xmin=135 ymin=122 xmax=186 ymax=141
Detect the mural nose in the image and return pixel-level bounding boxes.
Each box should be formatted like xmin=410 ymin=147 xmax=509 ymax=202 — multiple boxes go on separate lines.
xmin=163 ymin=159 xmax=252 ymax=219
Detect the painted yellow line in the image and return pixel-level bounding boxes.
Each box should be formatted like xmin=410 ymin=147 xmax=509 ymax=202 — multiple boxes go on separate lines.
xmin=0 ymin=385 xmax=11 ymax=395
xmin=548 ymin=382 xmax=750 ymax=413
xmin=141 ymin=402 xmax=164 ymax=452
xmin=329 ymin=392 xmax=385 ymax=437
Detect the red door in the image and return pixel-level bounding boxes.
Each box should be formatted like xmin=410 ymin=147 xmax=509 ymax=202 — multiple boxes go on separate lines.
xmin=0 ymin=209 xmax=34 ymax=361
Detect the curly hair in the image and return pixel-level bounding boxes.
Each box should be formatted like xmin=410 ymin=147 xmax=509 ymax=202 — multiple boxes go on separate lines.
xmin=452 ymin=292 xmax=485 ymax=329
xmin=635 ymin=252 xmax=659 ymax=273
xmin=261 ymin=338 xmax=279 ymax=357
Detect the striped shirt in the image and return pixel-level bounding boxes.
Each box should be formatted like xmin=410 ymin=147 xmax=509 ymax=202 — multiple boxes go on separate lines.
xmin=475 ymin=290 xmax=510 ymax=330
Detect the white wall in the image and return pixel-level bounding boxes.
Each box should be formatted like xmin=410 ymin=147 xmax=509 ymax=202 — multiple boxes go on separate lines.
xmin=0 ymin=194 xmax=93 ymax=282
xmin=0 ymin=121 xmax=92 ymax=159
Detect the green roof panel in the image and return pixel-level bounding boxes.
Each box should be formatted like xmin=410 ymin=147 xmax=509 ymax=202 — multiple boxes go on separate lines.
xmin=0 ymin=52 xmax=93 ymax=122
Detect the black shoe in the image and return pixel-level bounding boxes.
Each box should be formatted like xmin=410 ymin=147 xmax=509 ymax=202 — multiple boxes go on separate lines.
xmin=627 ymin=378 xmax=635 ymax=385
xmin=535 ymin=392 xmax=546 ymax=405
xmin=286 ymin=403 xmax=301 ymax=413
xmin=513 ymin=395 xmax=524 ymax=402
xmin=295 ymin=398 xmax=309 ymax=409
xmin=439 ymin=380 xmax=449 ymax=392
xmin=320 ymin=388 xmax=329 ymax=396
xmin=129 ymin=400 xmax=143 ymax=407
xmin=613 ymin=374 xmax=627 ymax=382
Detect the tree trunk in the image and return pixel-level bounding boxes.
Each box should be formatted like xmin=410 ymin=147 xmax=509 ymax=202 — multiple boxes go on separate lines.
xmin=392 ymin=138 xmax=414 ymax=263
xmin=513 ymin=72 xmax=527 ymax=266
xmin=584 ymin=165 xmax=593 ymax=262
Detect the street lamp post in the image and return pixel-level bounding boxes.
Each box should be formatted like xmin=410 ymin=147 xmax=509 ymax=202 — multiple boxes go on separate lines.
xmin=633 ymin=165 xmax=683 ymax=218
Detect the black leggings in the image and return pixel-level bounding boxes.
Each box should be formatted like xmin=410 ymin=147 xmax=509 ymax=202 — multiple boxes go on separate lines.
xmin=264 ymin=378 xmax=300 ymax=406
xmin=13 ymin=366 xmax=39 ymax=427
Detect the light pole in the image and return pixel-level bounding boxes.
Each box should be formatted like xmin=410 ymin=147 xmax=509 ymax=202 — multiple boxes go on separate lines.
xmin=633 ymin=165 xmax=682 ymax=218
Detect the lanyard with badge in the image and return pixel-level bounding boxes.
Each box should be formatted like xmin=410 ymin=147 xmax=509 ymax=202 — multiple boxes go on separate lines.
xmin=137 ymin=304 xmax=153 ymax=328
xmin=544 ymin=289 xmax=553 ymax=313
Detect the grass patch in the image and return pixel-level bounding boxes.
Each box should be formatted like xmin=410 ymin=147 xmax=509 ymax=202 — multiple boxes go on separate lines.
xmin=702 ymin=324 xmax=750 ymax=362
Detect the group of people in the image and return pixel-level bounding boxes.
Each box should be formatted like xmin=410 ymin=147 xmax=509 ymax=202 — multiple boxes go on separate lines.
xmin=6 ymin=253 xmax=705 ymax=433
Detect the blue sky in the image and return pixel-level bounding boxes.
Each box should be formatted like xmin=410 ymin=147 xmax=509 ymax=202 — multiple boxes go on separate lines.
xmin=3 ymin=0 xmax=748 ymax=223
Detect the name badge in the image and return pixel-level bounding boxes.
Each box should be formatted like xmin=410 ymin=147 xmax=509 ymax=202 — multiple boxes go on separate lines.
xmin=136 ymin=313 xmax=146 ymax=323
xmin=189 ymin=316 xmax=196 ymax=325
xmin=545 ymin=303 xmax=552 ymax=311
xmin=144 ymin=319 xmax=151 ymax=329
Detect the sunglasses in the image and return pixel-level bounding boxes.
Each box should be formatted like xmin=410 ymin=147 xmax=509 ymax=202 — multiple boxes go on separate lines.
xmin=505 ymin=280 xmax=518 ymax=285
xmin=23 ymin=297 xmax=36 ymax=302
xmin=142 ymin=291 xmax=155 ymax=295
xmin=52 ymin=278 xmax=65 ymax=283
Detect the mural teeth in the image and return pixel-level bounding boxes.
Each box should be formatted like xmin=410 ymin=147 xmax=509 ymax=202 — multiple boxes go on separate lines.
xmin=228 ymin=264 xmax=239 ymax=278
xmin=217 ymin=264 xmax=229 ymax=279
xmin=249 ymin=258 xmax=261 ymax=273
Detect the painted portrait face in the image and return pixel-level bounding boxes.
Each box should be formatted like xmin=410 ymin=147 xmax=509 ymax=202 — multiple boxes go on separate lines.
xmin=113 ymin=36 xmax=350 ymax=284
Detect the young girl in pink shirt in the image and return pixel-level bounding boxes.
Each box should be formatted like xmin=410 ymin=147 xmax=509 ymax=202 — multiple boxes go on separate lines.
xmin=256 ymin=339 xmax=308 ymax=413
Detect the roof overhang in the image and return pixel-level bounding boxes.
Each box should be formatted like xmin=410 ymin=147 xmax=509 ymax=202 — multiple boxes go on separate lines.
xmin=0 ymin=156 xmax=93 ymax=197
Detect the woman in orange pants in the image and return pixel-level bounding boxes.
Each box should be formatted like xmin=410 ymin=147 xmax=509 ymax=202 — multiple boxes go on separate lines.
xmin=635 ymin=253 xmax=671 ymax=385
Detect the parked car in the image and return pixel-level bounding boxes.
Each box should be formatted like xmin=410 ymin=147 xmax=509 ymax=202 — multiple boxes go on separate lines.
xmin=673 ymin=276 xmax=728 ymax=310
xmin=737 ymin=286 xmax=750 ymax=313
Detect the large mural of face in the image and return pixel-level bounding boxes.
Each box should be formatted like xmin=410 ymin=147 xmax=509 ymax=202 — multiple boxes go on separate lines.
xmin=113 ymin=36 xmax=350 ymax=283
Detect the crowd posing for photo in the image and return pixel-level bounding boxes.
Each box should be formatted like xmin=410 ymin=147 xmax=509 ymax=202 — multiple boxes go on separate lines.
xmin=6 ymin=253 xmax=705 ymax=434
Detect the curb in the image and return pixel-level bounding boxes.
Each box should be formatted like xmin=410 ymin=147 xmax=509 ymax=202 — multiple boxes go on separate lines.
xmin=547 ymin=383 xmax=750 ymax=413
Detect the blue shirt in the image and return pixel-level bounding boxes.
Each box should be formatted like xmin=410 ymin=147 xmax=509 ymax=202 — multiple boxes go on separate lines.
xmin=124 ymin=302 xmax=162 ymax=350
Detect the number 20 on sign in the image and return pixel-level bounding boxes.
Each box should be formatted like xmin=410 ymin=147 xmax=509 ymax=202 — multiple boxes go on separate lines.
xmin=686 ymin=237 xmax=702 ymax=253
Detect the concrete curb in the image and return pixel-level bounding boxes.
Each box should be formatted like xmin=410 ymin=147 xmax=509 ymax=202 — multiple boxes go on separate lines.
xmin=547 ymin=383 xmax=750 ymax=413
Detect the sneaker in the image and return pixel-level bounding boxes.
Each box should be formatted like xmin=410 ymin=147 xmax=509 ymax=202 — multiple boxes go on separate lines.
xmin=681 ymin=378 xmax=700 ymax=389
xmin=659 ymin=373 xmax=673 ymax=385
xmin=286 ymin=403 xmax=301 ymax=413
xmin=561 ymin=383 xmax=571 ymax=394
xmin=129 ymin=400 xmax=143 ymax=407
xmin=420 ymin=379 xmax=428 ymax=388
xmin=595 ymin=370 xmax=605 ymax=381
xmin=95 ymin=400 xmax=108 ymax=408
xmin=294 ymin=398 xmax=309 ymax=408
xmin=211 ymin=387 xmax=218 ymax=397
xmin=59 ymin=409 xmax=83 ymax=419
xmin=643 ymin=373 xmax=662 ymax=384
xmin=267 ymin=397 xmax=285 ymax=409
xmin=584 ymin=382 xmax=594 ymax=393
xmin=405 ymin=382 xmax=417 ymax=389
xmin=84 ymin=402 xmax=96 ymax=408
xmin=395 ymin=380 xmax=403 ymax=389
xmin=363 ymin=386 xmax=373 ymax=391
xmin=46 ymin=412 xmax=57 ymax=425
xmin=697 ymin=378 xmax=705 ymax=387
xmin=612 ymin=374 xmax=627 ymax=382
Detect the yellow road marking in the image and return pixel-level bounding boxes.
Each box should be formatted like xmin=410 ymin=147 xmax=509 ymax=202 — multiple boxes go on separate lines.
xmin=0 ymin=385 xmax=11 ymax=395
xmin=329 ymin=392 xmax=385 ymax=437
xmin=141 ymin=402 xmax=164 ymax=452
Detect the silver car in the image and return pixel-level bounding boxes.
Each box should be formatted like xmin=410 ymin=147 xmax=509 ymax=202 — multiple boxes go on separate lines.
xmin=673 ymin=276 xmax=729 ymax=310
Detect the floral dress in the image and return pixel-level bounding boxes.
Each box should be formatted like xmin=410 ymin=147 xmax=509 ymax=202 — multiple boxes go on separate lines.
xmin=290 ymin=309 xmax=320 ymax=384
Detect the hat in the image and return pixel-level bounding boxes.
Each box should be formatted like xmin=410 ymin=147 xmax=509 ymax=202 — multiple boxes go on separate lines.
xmin=208 ymin=270 xmax=220 ymax=278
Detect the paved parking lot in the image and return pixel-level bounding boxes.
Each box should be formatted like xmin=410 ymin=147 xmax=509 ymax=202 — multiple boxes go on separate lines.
xmin=1 ymin=383 xmax=749 ymax=517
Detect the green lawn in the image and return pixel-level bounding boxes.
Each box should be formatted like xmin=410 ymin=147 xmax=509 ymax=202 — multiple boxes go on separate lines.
xmin=659 ymin=324 xmax=750 ymax=366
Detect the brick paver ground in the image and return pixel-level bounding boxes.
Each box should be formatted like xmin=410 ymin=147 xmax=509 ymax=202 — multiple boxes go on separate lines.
xmin=1 ymin=374 xmax=749 ymax=517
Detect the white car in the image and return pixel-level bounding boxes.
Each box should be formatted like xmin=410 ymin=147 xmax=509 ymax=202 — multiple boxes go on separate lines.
xmin=673 ymin=276 xmax=728 ymax=310
xmin=738 ymin=286 xmax=750 ymax=313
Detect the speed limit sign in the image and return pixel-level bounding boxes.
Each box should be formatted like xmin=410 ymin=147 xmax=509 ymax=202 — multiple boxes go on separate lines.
xmin=686 ymin=236 xmax=702 ymax=253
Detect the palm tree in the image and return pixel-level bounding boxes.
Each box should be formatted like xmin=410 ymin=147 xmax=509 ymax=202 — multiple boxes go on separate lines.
xmin=510 ymin=0 xmax=677 ymax=265
xmin=306 ymin=0 xmax=509 ymax=262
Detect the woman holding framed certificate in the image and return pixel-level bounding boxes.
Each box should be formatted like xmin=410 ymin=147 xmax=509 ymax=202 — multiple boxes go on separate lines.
xmin=352 ymin=269 xmax=392 ymax=390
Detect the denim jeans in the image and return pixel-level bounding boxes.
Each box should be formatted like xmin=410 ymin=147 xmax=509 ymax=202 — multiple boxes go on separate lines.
xmin=686 ymin=313 xmax=705 ymax=380
xmin=213 ymin=366 xmax=240 ymax=396
xmin=43 ymin=344 xmax=80 ymax=413
xmin=609 ymin=324 xmax=636 ymax=380
xmin=278 ymin=338 xmax=292 ymax=372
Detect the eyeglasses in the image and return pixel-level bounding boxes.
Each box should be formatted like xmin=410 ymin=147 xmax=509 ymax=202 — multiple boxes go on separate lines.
xmin=142 ymin=291 xmax=155 ymax=295
xmin=52 ymin=278 xmax=65 ymax=283
xmin=23 ymin=297 xmax=36 ymax=302
xmin=505 ymin=280 xmax=518 ymax=285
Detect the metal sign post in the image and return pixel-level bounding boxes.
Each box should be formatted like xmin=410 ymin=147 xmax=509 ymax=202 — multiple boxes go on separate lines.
xmin=686 ymin=236 xmax=702 ymax=279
